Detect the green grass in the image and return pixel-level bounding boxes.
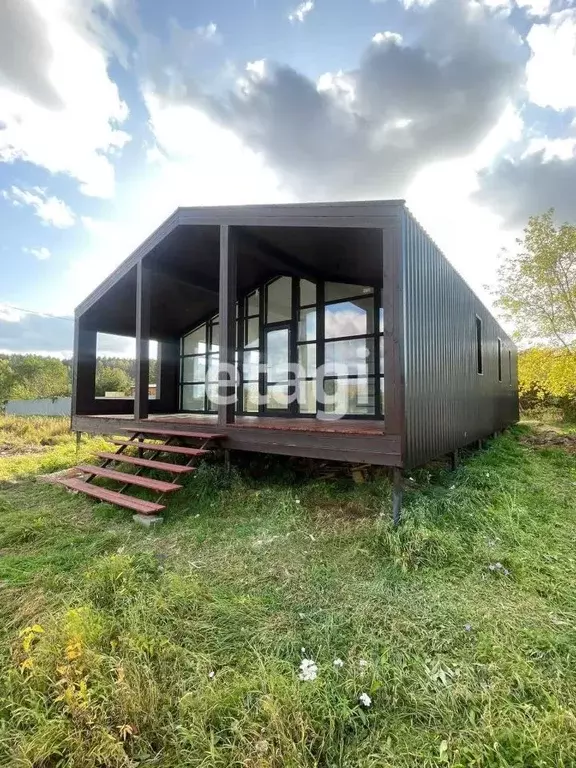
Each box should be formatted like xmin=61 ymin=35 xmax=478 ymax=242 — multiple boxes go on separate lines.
xmin=0 ymin=415 xmax=109 ymax=482
xmin=1 ymin=420 xmax=576 ymax=766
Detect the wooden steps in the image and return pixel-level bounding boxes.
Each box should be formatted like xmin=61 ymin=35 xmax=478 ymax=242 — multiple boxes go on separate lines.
xmin=109 ymin=439 xmax=209 ymax=457
xmin=96 ymin=452 xmax=197 ymax=474
xmin=56 ymin=427 xmax=224 ymax=518
xmin=76 ymin=465 xmax=182 ymax=493
xmin=57 ymin=477 xmax=166 ymax=515
xmin=119 ymin=427 xmax=224 ymax=440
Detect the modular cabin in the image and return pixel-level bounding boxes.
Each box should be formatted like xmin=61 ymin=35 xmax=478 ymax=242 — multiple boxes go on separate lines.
xmin=63 ymin=201 xmax=519 ymax=519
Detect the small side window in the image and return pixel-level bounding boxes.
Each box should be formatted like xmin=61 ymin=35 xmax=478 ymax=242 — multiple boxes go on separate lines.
xmin=475 ymin=316 xmax=483 ymax=375
xmin=497 ymin=338 xmax=502 ymax=382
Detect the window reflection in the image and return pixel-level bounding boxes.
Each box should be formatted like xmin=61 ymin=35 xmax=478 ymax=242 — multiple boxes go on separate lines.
xmin=325 ymin=339 xmax=374 ymax=377
xmin=325 ymin=298 xmax=372 ymax=339
xmin=298 ymin=308 xmax=316 ymax=341
xmin=325 ymin=283 xmax=373 ymax=302
xmin=180 ymin=277 xmax=384 ymax=417
xmin=266 ymin=277 xmax=292 ymax=323
xmin=323 ymin=378 xmax=375 ymax=415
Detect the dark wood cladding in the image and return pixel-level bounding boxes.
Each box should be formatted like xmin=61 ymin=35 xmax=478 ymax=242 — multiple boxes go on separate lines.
xmin=402 ymin=209 xmax=519 ymax=469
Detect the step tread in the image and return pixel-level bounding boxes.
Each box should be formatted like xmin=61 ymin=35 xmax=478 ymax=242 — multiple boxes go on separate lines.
xmin=121 ymin=427 xmax=224 ymax=440
xmin=76 ymin=465 xmax=182 ymax=493
xmin=97 ymin=452 xmax=196 ymax=474
xmin=56 ymin=477 xmax=165 ymax=514
xmin=109 ymin=439 xmax=209 ymax=457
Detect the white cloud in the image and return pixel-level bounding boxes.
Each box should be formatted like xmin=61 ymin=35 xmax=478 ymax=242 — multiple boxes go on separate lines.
xmin=196 ymin=21 xmax=219 ymax=41
xmin=524 ymin=136 xmax=576 ymax=160
xmin=0 ymin=0 xmax=130 ymax=198
xmin=372 ymin=31 xmax=403 ymax=45
xmin=54 ymin=92 xmax=290 ymax=313
xmin=23 ymin=246 xmax=52 ymax=260
xmin=2 ymin=186 xmax=75 ymax=228
xmin=288 ymin=1 xmax=314 ymax=23
xmin=516 ymin=0 xmax=552 ymax=17
xmin=526 ymin=10 xmax=576 ymax=110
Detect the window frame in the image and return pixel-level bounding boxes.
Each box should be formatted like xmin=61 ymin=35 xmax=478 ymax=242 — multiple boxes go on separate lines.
xmin=179 ymin=277 xmax=385 ymax=420
xmin=475 ymin=315 xmax=483 ymax=375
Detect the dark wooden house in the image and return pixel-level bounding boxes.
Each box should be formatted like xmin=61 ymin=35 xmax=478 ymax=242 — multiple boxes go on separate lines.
xmin=63 ymin=201 xmax=518 ymax=519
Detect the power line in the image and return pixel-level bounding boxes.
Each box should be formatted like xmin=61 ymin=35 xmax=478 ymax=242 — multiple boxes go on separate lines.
xmin=0 ymin=303 xmax=74 ymax=323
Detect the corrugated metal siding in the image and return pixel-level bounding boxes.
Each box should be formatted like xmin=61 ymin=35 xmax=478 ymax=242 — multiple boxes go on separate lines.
xmin=402 ymin=209 xmax=519 ymax=469
xmin=6 ymin=397 xmax=72 ymax=417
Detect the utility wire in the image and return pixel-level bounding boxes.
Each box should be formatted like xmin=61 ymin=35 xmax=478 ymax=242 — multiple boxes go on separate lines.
xmin=0 ymin=303 xmax=73 ymax=322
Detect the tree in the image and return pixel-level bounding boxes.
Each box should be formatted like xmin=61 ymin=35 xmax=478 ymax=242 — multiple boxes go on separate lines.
xmin=494 ymin=210 xmax=576 ymax=352
xmin=9 ymin=356 xmax=70 ymax=399
xmin=95 ymin=366 xmax=131 ymax=397
xmin=0 ymin=360 xmax=16 ymax=409
xmin=518 ymin=348 xmax=576 ymax=410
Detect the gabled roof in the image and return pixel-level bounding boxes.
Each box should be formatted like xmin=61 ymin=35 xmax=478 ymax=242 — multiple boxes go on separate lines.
xmin=76 ymin=200 xmax=405 ymax=318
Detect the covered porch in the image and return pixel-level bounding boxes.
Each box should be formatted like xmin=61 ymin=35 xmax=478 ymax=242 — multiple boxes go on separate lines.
xmin=72 ymin=202 xmax=404 ymax=467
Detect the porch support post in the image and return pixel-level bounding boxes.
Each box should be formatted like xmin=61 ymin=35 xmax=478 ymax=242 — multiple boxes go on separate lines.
xmin=218 ymin=224 xmax=237 ymax=426
xmin=382 ymin=226 xmax=404 ymax=435
xmin=451 ymin=448 xmax=459 ymax=471
xmin=392 ymin=467 xmax=403 ymax=527
xmin=72 ymin=315 xmax=97 ymax=416
xmin=156 ymin=339 xmax=180 ymax=412
xmin=135 ymin=261 xmax=150 ymax=421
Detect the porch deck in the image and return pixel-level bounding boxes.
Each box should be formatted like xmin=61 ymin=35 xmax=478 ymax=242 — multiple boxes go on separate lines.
xmin=73 ymin=413 xmax=401 ymax=466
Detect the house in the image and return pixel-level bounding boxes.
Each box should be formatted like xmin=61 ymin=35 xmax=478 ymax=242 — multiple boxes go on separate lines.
xmin=128 ymin=383 xmax=157 ymax=398
xmin=64 ymin=201 xmax=518 ymax=520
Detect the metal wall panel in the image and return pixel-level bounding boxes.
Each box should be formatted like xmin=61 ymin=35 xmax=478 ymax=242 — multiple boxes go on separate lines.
xmin=6 ymin=397 xmax=72 ymax=417
xmin=402 ymin=209 xmax=519 ymax=469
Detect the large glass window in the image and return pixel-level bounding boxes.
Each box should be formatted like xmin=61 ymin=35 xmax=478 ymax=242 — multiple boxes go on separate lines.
xmin=180 ymin=315 xmax=220 ymax=412
xmin=266 ymin=277 xmax=292 ymax=323
xmin=180 ymin=277 xmax=385 ymax=418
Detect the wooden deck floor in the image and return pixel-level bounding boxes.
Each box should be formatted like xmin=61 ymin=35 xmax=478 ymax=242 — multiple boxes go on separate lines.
xmin=87 ymin=413 xmax=386 ymax=435
xmin=74 ymin=413 xmax=400 ymax=466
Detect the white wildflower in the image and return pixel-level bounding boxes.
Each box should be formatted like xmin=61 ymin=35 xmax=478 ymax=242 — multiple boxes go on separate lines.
xmin=298 ymin=658 xmax=318 ymax=682
xmin=208 ymin=670 xmax=215 ymax=679
xmin=301 ymin=647 xmax=306 ymax=654
xmin=359 ymin=692 xmax=372 ymax=707
xmin=464 ymin=623 xmax=472 ymax=632
xmin=485 ymin=472 xmax=490 ymax=478
xmin=333 ymin=658 xmax=344 ymax=668
xmin=295 ymin=499 xmax=301 ymax=505
xmin=359 ymin=659 xmax=368 ymax=668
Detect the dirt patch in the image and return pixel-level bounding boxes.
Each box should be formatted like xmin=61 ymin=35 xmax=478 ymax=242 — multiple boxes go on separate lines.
xmin=520 ymin=428 xmax=576 ymax=453
xmin=309 ymin=498 xmax=376 ymax=524
xmin=37 ymin=467 xmax=86 ymax=485
xmin=0 ymin=444 xmax=48 ymax=458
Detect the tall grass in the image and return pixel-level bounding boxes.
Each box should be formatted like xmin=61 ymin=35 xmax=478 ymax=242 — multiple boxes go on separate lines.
xmin=0 ymin=425 xmax=575 ymax=766
xmin=0 ymin=415 xmax=72 ymax=447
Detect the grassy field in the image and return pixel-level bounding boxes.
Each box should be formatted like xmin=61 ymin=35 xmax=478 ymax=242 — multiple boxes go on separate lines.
xmin=0 ymin=416 xmax=576 ymax=767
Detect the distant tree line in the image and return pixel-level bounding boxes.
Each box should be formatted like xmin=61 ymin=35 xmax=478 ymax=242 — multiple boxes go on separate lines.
xmin=0 ymin=354 xmax=157 ymax=409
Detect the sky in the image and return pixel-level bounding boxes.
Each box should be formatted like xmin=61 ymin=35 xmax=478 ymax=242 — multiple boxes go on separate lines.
xmin=1 ymin=0 xmax=575 ymax=356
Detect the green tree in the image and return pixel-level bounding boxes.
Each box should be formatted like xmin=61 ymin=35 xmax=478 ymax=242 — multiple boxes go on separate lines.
xmin=494 ymin=209 xmax=576 ymax=352
xmin=95 ymin=366 xmax=131 ymax=397
xmin=0 ymin=359 xmax=16 ymax=408
xmin=10 ymin=356 xmax=70 ymax=399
